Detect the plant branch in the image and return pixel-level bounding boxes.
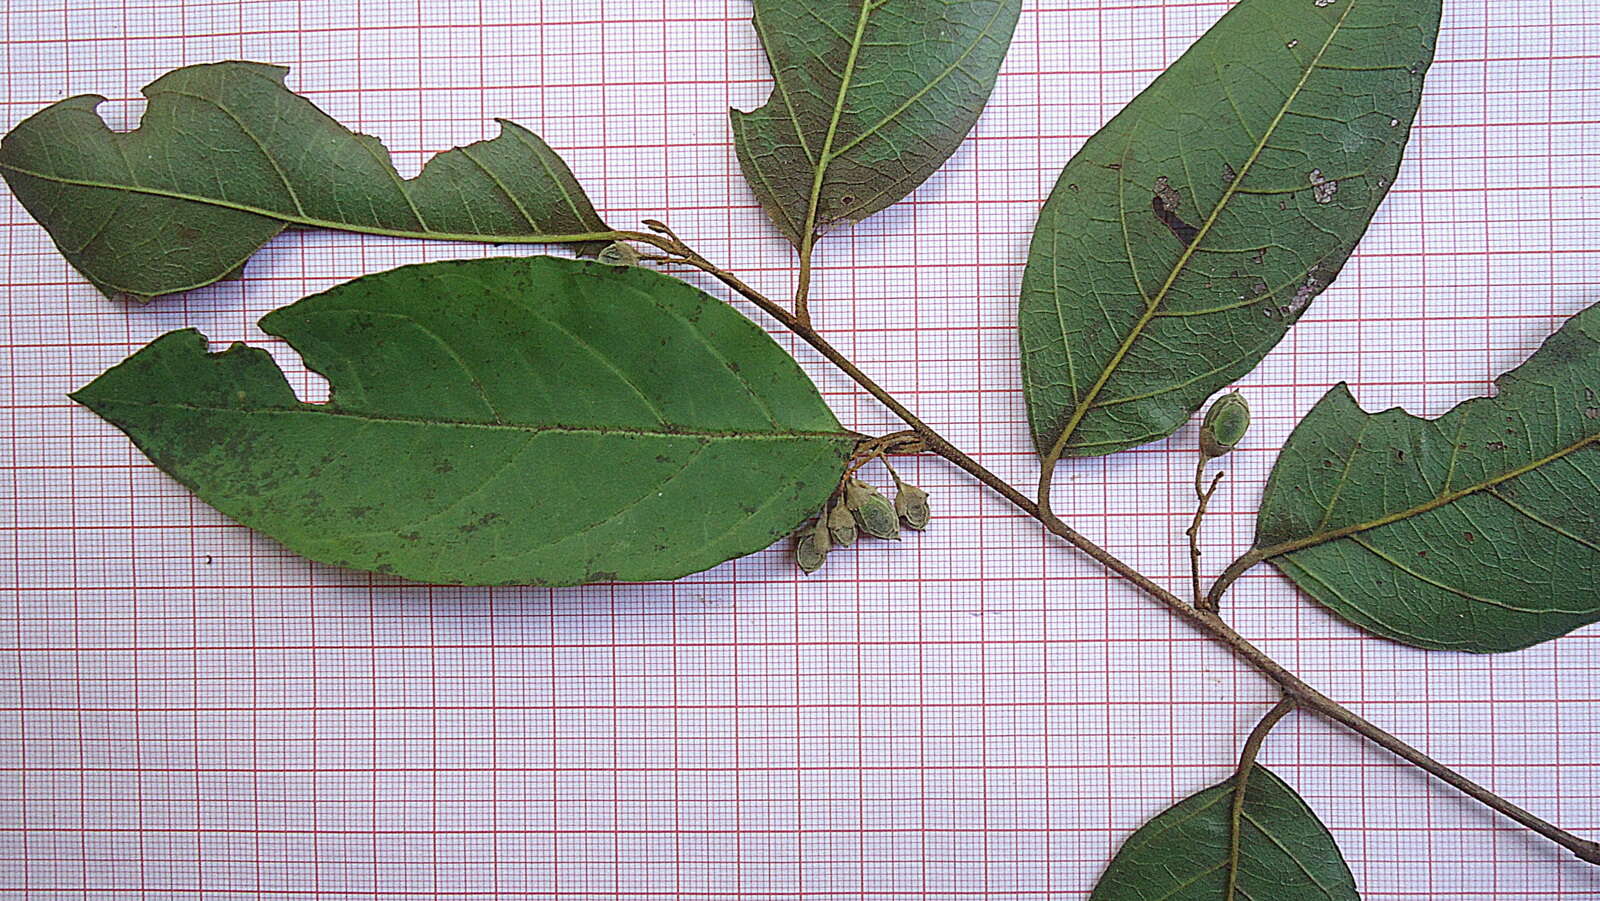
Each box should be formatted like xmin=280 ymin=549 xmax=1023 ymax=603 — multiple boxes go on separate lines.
xmin=632 ymin=227 xmax=1600 ymax=867
xmin=1189 ymin=460 xmax=1226 ymax=610
xmin=1228 ymin=697 xmax=1297 ymax=898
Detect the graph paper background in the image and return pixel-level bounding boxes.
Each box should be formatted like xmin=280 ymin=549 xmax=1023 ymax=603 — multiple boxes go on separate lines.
xmin=2 ymin=0 xmax=1598 ymax=897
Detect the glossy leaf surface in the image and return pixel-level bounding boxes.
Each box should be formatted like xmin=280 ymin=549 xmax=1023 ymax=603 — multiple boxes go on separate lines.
xmin=1252 ymin=302 xmax=1600 ymax=652
xmin=0 ymin=62 xmax=610 ymax=301
xmin=1091 ymin=766 xmax=1358 ymax=901
xmin=73 ymin=256 xmax=855 ymax=586
xmin=1020 ymin=0 xmax=1440 ymax=460
xmin=731 ymin=0 xmax=1020 ymax=246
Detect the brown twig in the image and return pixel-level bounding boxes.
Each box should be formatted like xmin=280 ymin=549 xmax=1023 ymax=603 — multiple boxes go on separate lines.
xmin=1189 ymin=459 xmax=1226 ymax=610
xmin=626 ymin=225 xmax=1600 ymax=867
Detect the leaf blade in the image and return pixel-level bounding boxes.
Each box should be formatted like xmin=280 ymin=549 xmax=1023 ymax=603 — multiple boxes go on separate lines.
xmin=71 ymin=256 xmax=856 ymax=586
xmin=1252 ymin=303 xmax=1600 ymax=652
xmin=0 ymin=62 xmax=612 ymax=301
xmin=1021 ymin=0 xmax=1441 ymax=460
xmin=731 ymin=0 xmax=1021 ymax=246
xmin=1091 ymin=766 xmax=1359 ymax=901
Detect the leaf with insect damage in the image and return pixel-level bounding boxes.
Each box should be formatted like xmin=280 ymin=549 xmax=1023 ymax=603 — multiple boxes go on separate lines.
xmin=72 ymin=256 xmax=856 ymax=586
xmin=1020 ymin=0 xmax=1440 ymax=461
xmin=1240 ymin=302 xmax=1600 ymax=653
xmin=0 ymin=62 xmax=611 ymax=301
xmin=731 ymin=0 xmax=1020 ymax=247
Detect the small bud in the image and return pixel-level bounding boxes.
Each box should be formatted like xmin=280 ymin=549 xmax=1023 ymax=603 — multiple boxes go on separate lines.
xmin=893 ymin=483 xmax=931 ymax=530
xmin=597 ymin=241 xmax=640 ymax=267
xmin=827 ymin=497 xmax=858 ymax=546
xmin=844 ymin=479 xmax=900 ymax=540
xmin=794 ymin=518 xmax=830 ymax=573
xmin=1200 ymin=391 xmax=1251 ymax=459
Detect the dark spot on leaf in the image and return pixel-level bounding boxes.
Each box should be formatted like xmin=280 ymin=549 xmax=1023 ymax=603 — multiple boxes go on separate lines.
xmin=1152 ymin=177 xmax=1200 ymax=246
xmin=1486 ymin=441 xmax=1507 ymax=451
xmin=1463 ymin=531 xmax=1476 ymax=542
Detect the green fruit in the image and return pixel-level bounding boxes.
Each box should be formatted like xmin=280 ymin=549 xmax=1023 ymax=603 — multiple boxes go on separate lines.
xmin=1200 ymin=391 xmax=1251 ymax=459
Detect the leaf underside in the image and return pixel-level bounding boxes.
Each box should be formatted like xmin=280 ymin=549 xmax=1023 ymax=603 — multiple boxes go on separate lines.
xmin=0 ymin=61 xmax=610 ymax=302
xmin=1255 ymin=302 xmax=1600 ymax=653
xmin=731 ymin=0 xmax=1021 ymax=246
xmin=1020 ymin=0 xmax=1441 ymax=460
xmin=72 ymin=256 xmax=855 ymax=586
xmin=1090 ymin=765 xmax=1358 ymax=901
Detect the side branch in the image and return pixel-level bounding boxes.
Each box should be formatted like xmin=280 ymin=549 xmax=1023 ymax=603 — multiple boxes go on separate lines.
xmin=1189 ymin=460 xmax=1226 ymax=610
xmin=633 ymin=227 xmax=1600 ymax=867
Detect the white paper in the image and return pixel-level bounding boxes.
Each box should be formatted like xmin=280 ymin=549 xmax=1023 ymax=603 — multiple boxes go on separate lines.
xmin=2 ymin=1 xmax=1597 ymax=897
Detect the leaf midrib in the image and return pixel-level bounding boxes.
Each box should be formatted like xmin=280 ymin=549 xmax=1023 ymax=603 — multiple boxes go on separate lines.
xmin=795 ymin=0 xmax=876 ymax=255
xmin=1040 ymin=0 xmax=1361 ymax=466
xmin=0 ymin=162 xmax=620 ymax=245
xmin=1260 ymin=430 xmax=1600 ymax=561
xmin=84 ymin=397 xmax=854 ymax=442
xmin=790 ymin=0 xmax=1015 ymax=242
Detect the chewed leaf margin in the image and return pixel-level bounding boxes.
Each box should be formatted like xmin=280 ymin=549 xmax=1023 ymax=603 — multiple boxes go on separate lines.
xmin=0 ymin=61 xmax=615 ymax=301
xmin=71 ymin=256 xmax=857 ymax=586
xmin=1237 ymin=301 xmax=1600 ymax=652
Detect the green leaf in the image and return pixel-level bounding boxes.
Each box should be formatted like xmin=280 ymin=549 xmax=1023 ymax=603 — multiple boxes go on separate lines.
xmin=71 ymin=256 xmax=855 ymax=586
xmin=0 ymin=61 xmax=612 ymax=302
xmin=1020 ymin=0 xmax=1440 ymax=461
xmin=731 ymin=0 xmax=1021 ymax=247
xmin=1091 ymin=766 xmax=1359 ymax=901
xmin=1246 ymin=303 xmax=1600 ymax=653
